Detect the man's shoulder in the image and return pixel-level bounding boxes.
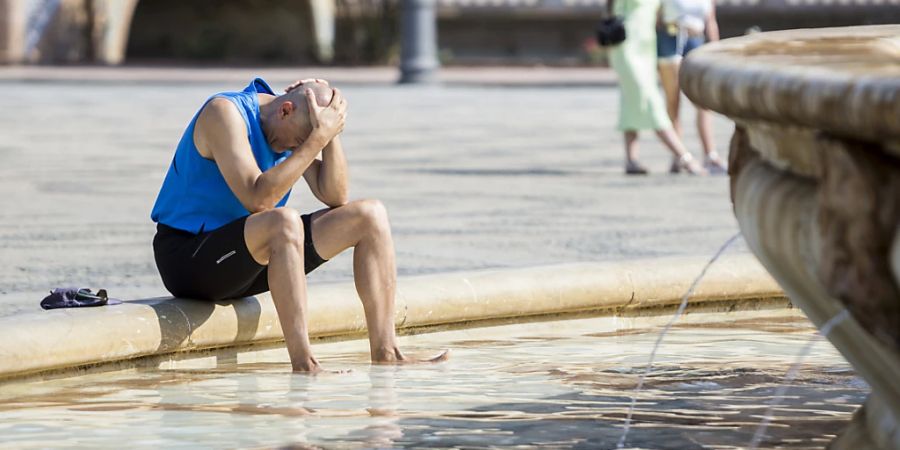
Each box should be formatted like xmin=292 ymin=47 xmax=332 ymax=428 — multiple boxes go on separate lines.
xmin=193 ymin=96 xmax=250 ymax=160
xmin=197 ymin=97 xmax=246 ymax=135
xmin=203 ymin=96 xmax=241 ymax=119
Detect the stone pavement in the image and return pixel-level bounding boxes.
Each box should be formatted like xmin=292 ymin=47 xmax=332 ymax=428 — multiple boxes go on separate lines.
xmin=0 ymin=67 xmax=747 ymax=316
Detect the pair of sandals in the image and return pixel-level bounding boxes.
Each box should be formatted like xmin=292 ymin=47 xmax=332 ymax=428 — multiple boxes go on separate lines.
xmin=40 ymin=287 xmax=122 ymax=310
xmin=625 ymin=152 xmax=727 ymax=176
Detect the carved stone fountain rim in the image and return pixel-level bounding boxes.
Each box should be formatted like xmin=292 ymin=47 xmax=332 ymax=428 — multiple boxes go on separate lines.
xmin=681 ymin=25 xmax=900 ymax=149
xmin=683 ymin=25 xmax=900 ymax=448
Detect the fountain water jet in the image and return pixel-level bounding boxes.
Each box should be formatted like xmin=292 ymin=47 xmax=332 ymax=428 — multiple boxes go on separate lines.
xmin=749 ymin=308 xmax=850 ymax=449
xmin=617 ymin=232 xmax=742 ymax=449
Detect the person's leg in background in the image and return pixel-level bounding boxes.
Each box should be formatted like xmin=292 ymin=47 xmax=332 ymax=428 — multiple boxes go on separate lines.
xmin=655 ymin=127 xmax=706 ymax=175
xmin=658 ymin=59 xmax=682 ymax=136
xmin=624 ymin=130 xmax=647 ymax=175
xmin=657 ymin=27 xmax=683 ymax=138
xmin=696 ymin=106 xmax=725 ymax=173
xmin=657 ymin=27 xmax=700 ymax=174
xmin=682 ymin=36 xmax=727 ymax=174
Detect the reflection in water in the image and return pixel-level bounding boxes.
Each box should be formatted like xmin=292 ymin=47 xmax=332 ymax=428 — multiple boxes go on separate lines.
xmin=353 ymin=367 xmax=403 ymax=447
xmin=0 ymin=311 xmax=868 ymax=449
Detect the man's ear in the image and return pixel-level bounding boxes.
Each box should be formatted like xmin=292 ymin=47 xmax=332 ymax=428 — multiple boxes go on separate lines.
xmin=279 ymin=101 xmax=295 ymax=119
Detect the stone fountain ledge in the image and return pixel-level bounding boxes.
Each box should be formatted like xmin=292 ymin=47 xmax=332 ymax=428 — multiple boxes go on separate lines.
xmin=682 ymin=25 xmax=900 ymax=450
xmin=680 ymin=25 xmax=900 ymax=150
xmin=0 ymin=255 xmax=782 ymax=382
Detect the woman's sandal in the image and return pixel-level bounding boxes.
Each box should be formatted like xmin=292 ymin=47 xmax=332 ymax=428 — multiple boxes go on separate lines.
xmin=625 ymin=160 xmax=650 ymax=175
xmin=670 ymin=153 xmax=708 ymax=176
xmin=704 ymin=152 xmax=728 ymax=175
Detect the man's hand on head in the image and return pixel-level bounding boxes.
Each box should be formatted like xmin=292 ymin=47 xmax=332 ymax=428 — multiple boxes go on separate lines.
xmin=285 ymin=78 xmax=329 ymax=94
xmin=305 ymin=87 xmax=347 ymax=146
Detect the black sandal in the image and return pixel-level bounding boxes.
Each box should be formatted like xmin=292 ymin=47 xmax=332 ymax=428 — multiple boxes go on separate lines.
xmin=40 ymin=288 xmax=122 ymax=310
xmin=625 ymin=160 xmax=649 ymax=175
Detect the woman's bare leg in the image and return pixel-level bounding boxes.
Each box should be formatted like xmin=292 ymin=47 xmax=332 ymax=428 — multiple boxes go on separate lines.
xmin=624 ymin=130 xmax=639 ymax=162
xmin=656 ymin=128 xmax=707 ymax=175
xmin=655 ymin=128 xmax=688 ymax=158
xmin=697 ymin=107 xmax=716 ymax=157
xmin=658 ymin=60 xmax=682 ymax=137
xmin=624 ymin=131 xmax=648 ymax=174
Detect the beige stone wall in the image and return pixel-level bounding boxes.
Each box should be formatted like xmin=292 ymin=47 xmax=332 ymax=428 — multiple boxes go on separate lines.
xmin=35 ymin=0 xmax=90 ymax=63
xmin=2 ymin=0 xmax=137 ymax=65
xmin=0 ymin=0 xmax=25 ymax=64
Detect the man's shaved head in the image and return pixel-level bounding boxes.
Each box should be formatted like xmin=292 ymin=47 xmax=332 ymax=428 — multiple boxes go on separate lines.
xmin=282 ymin=80 xmax=334 ymax=135
xmin=261 ymin=80 xmax=338 ymax=152
xmin=284 ymin=80 xmax=333 ymax=108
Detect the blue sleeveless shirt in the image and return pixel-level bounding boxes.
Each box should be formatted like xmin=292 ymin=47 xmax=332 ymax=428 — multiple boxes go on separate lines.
xmin=151 ymin=78 xmax=291 ymax=234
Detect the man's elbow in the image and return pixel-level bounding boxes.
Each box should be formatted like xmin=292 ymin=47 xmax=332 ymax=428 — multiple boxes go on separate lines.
xmin=319 ymin=184 xmax=349 ymax=208
xmin=325 ymin=194 xmax=349 ymax=208
xmin=246 ymin=194 xmax=278 ymax=214
xmin=324 ymin=188 xmax=349 ymax=207
xmin=247 ymin=202 xmax=272 ymax=214
xmin=246 ymin=179 xmax=281 ymax=213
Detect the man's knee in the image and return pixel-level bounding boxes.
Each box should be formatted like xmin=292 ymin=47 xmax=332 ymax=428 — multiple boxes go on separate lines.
xmin=356 ymin=199 xmax=390 ymax=234
xmin=266 ymin=207 xmax=304 ymax=248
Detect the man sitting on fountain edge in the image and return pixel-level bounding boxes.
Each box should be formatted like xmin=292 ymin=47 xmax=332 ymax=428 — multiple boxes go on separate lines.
xmin=150 ymin=77 xmax=448 ymax=373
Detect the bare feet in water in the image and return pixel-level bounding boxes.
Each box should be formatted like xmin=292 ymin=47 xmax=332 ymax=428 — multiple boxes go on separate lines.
xmin=292 ymin=356 xmax=324 ymax=374
xmin=291 ymin=349 xmax=450 ymax=373
xmin=291 ymin=356 xmax=353 ymax=375
xmin=372 ymin=347 xmax=451 ymax=365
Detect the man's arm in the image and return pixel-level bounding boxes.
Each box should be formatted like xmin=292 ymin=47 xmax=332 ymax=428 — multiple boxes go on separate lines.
xmin=303 ymin=136 xmax=349 ymax=207
xmin=196 ymin=91 xmax=345 ymax=213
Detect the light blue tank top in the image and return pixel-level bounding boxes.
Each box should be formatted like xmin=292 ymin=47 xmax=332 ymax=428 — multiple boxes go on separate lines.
xmin=151 ymin=78 xmax=291 ymax=234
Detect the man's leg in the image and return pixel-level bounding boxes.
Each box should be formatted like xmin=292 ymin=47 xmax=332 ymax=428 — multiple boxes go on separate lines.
xmin=243 ymin=207 xmax=320 ymax=372
xmin=309 ymin=199 xmax=447 ymax=363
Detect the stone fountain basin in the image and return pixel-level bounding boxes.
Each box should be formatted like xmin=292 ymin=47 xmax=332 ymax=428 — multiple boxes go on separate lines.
xmin=682 ymin=25 xmax=900 ymax=449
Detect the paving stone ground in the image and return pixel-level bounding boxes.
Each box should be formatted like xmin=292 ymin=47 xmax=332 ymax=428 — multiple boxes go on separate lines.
xmin=0 ymin=68 xmax=748 ymax=316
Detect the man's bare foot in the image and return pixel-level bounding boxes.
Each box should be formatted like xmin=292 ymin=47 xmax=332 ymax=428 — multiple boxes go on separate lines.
xmin=371 ymin=347 xmax=450 ymax=365
xmin=292 ymin=363 xmax=351 ymax=375
xmin=291 ymin=356 xmax=324 ymax=374
xmin=291 ymin=356 xmax=349 ymax=375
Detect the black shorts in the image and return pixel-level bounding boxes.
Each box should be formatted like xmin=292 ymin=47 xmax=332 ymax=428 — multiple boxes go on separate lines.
xmin=152 ymin=213 xmax=327 ymax=301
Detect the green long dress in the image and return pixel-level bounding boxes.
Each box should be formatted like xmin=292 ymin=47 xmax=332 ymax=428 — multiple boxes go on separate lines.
xmin=609 ymin=0 xmax=673 ymax=131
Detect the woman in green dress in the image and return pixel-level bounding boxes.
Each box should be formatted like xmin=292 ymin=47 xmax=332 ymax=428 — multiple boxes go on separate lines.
xmin=608 ymin=0 xmax=705 ymax=175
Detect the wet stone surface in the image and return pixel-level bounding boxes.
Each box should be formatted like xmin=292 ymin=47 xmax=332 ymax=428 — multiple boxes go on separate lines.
xmin=0 ymin=311 xmax=868 ymax=449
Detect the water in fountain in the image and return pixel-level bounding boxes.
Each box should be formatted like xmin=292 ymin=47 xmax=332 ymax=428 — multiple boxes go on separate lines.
xmin=617 ymin=232 xmax=743 ymax=449
xmin=748 ymin=308 xmax=851 ymax=449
